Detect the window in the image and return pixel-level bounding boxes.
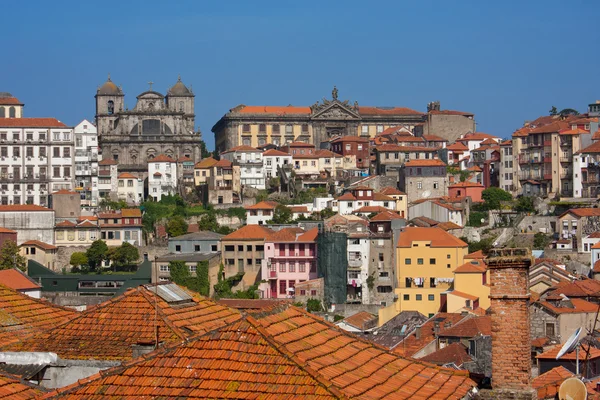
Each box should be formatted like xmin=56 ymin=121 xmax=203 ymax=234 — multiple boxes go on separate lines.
xmin=379 ymin=271 xmax=389 ymax=278
xmin=301 ymin=124 xmax=308 ymax=133
xmin=53 ymin=167 xmax=60 ymax=177
xmin=428 ymin=294 xmax=435 ymax=301
xmin=242 ymin=124 xmax=250 ymax=133
xmin=416 ymin=294 xmax=422 ymax=301
xmin=237 ymin=245 xmax=243 ymax=251
xmin=405 ymin=258 xmax=411 ymax=264
xmin=127 ymin=180 xmax=133 ymax=187
xmin=272 ymin=125 xmax=280 ymax=134
xmin=403 ymin=294 xmax=409 ymax=300
xmin=26 ymin=147 xmax=33 ymax=157
xmin=175 ymin=245 xmax=181 ymax=252
xmin=433 ymin=182 xmax=438 ymax=189
xmin=63 ymin=147 xmax=70 ymax=157
xmin=417 ymin=181 xmax=422 ymax=189
xmin=258 ymin=124 xmax=266 ymax=134
xmin=361 ymin=125 xmax=368 ymax=134
xmin=377 ymin=286 xmax=392 ymax=293
xmin=310 ymin=289 xmax=317 ymax=296
xmin=279 ymin=263 xmax=286 ymax=272
xmin=376 ymin=125 xmax=383 ymax=133
xmin=429 ymin=258 xmax=436 ymax=264
xmin=417 ymin=258 xmax=423 ymax=265
xmin=53 ymin=147 xmax=60 ymax=158
xmin=546 ymin=323 xmax=555 ymax=337
xmin=64 ymin=167 xmax=71 ymax=177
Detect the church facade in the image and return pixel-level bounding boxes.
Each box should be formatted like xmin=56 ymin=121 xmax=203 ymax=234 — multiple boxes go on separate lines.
xmin=212 ymin=87 xmax=426 ymax=153
xmin=95 ymin=75 xmax=202 ymax=176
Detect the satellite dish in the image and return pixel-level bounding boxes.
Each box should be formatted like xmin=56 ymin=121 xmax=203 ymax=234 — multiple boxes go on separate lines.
xmin=421 ymin=190 xmax=431 ymax=199
xmin=557 ymin=327 xmax=585 ymax=360
xmin=558 ymin=377 xmax=587 ymax=400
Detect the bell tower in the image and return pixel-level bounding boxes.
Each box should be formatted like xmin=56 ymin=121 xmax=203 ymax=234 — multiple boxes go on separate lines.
xmin=95 ymin=74 xmax=124 ymax=136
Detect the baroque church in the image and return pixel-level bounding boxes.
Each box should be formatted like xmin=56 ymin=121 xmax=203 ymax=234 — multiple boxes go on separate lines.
xmin=95 ymin=75 xmax=202 ymax=175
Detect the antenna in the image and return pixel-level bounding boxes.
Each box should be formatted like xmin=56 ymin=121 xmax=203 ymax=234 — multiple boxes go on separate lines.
xmin=556 ymin=327 xmax=585 ymax=375
xmin=558 ymin=377 xmax=587 ymax=400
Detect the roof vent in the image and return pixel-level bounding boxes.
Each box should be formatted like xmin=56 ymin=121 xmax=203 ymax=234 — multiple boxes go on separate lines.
xmin=146 ymin=283 xmax=193 ymax=305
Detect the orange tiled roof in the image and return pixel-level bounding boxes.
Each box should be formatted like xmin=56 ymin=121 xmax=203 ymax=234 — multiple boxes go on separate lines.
xmin=397 ymin=227 xmax=468 ymax=248
xmin=448 ymin=290 xmax=479 ymax=301
xmin=370 ymin=210 xmax=403 ymax=222
xmin=330 ymin=135 xmax=369 ymax=143
xmin=373 ymin=192 xmax=395 ymax=201
xmin=1 ymin=285 xmax=241 ymax=360
xmin=0 ymin=269 xmax=41 ymax=291
xmin=52 ymin=189 xmax=78 ymax=195
xmin=20 ymin=240 xmax=57 ymax=251
xmin=423 ymin=134 xmax=447 ymax=142
xmin=560 ymin=128 xmax=590 ymax=135
xmin=419 ymin=342 xmax=473 ymax=366
xmin=121 ymin=208 xmax=142 ymax=218
xmin=358 ymin=106 xmax=423 ymax=115
xmin=465 ymin=250 xmax=486 ymax=259
xmin=98 ymin=158 xmax=118 ymax=166
xmin=454 ymin=260 xmax=486 ymax=273
xmin=263 ymin=149 xmax=290 ymax=156
xmin=548 ymin=278 xmax=600 ymax=299
xmin=267 ymin=227 xmax=318 ymax=243
xmin=214 ymin=158 xmax=232 ymax=167
xmin=43 ymin=305 xmax=477 ymax=399
xmin=446 ymin=142 xmax=469 ymax=151
xmin=448 ymin=181 xmax=484 ymax=188
xmin=117 ymin=172 xmax=137 ymax=179
xmin=343 ymin=311 xmax=377 ymax=330
xmin=531 ymin=366 xmax=590 ymax=400
xmin=429 ymin=109 xmax=474 ymax=116
xmin=336 ymin=192 xmax=357 ymax=201
xmin=0 ymin=284 xmax=76 ymax=346
xmin=55 ymin=220 xmax=75 ymax=227
xmin=194 ymin=156 xmax=218 ymax=168
xmin=380 ymin=186 xmax=406 ymax=196
xmin=290 ymin=205 xmax=309 ymax=213
xmin=404 ymin=159 xmax=446 ymax=167
xmin=0 ymin=97 xmax=22 ymax=105
xmin=352 ymin=205 xmax=389 ymax=214
xmin=244 ymin=200 xmax=278 ymax=210
xmin=440 ymin=316 xmax=491 ymax=338
xmin=222 ymin=225 xmax=274 ymax=241
xmin=436 ymin=221 xmax=462 ymax=231
xmin=148 ymin=154 xmax=175 ymax=163
xmin=500 ymin=139 xmax=513 ymax=146
xmin=0 ymin=370 xmax=45 ymax=399
xmin=536 ymin=298 xmax=600 ymax=314
xmin=238 ymin=105 xmax=311 ymax=115
xmin=0 ymin=118 xmax=67 ymax=128
xmin=221 ymin=145 xmax=260 ymax=153
xmin=0 ymin=227 xmax=16 ymax=234
xmin=0 ymin=205 xmax=52 ymax=212
xmin=562 ymin=208 xmax=600 ymax=218
xmin=537 ymin=343 xmax=600 ymax=360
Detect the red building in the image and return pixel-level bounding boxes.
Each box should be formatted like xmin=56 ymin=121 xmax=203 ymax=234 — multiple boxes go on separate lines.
xmin=448 ymin=182 xmax=485 ymax=202
xmin=0 ymin=227 xmax=17 ymax=249
xmin=330 ymin=136 xmax=370 ymax=170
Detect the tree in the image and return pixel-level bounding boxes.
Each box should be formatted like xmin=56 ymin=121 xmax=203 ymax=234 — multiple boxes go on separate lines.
xmin=69 ymin=252 xmax=88 ymax=268
xmin=271 ymin=204 xmax=293 ymax=224
xmin=199 ymin=140 xmax=212 ymax=159
xmin=0 ymin=240 xmax=26 ymax=271
xmin=446 ymin=166 xmax=470 ymax=183
xmin=549 ymin=106 xmax=558 ymax=116
xmin=168 ymin=260 xmax=190 ymax=283
xmin=559 ymin=108 xmax=580 ymax=116
xmin=110 ymin=242 xmax=139 ymax=268
xmin=86 ymin=240 xmax=108 ymax=271
xmin=481 ymin=187 xmax=512 ymax=211
xmin=166 ymin=215 xmax=188 ymax=237
xmin=514 ymin=196 xmax=536 ymax=213
xmin=533 ymin=233 xmax=550 ymax=250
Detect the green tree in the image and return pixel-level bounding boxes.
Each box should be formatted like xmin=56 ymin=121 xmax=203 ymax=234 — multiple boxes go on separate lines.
xmin=271 ymin=204 xmax=293 ymax=224
xmin=168 ymin=260 xmax=190 ymax=283
xmin=199 ymin=140 xmax=212 ymax=159
xmin=446 ymin=166 xmax=471 ymax=183
xmin=196 ymin=261 xmax=210 ymax=297
xmin=481 ymin=187 xmax=513 ymax=211
xmin=306 ymin=299 xmax=323 ymax=312
xmin=69 ymin=252 xmax=88 ymax=268
xmin=559 ymin=108 xmax=580 ymax=116
xmin=533 ymin=233 xmax=550 ymax=250
xmin=86 ymin=240 xmax=109 ymax=271
xmin=515 ymin=196 xmax=536 ymax=213
xmin=0 ymin=240 xmax=27 ymax=271
xmin=166 ymin=215 xmax=188 ymax=237
xmin=549 ymin=106 xmax=558 ymax=116
xmin=110 ymin=242 xmax=139 ymax=268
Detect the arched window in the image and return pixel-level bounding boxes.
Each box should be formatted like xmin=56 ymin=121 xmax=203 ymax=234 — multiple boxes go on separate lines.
xmin=179 ymin=102 xmax=184 ymax=112
xmin=8 ymin=107 xmax=15 ymax=118
xmin=107 ymin=101 xmax=114 ymax=115
xmin=0 ymin=107 xmax=4 ymax=118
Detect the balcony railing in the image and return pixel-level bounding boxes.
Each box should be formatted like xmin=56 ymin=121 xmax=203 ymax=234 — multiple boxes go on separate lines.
xmin=348 ymin=259 xmax=362 ymax=268
xmin=560 ymin=156 xmax=573 ymax=163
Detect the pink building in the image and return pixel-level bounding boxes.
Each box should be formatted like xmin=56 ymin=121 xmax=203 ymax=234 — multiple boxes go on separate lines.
xmin=260 ymin=227 xmax=319 ymax=299
xmin=447 ymin=181 xmax=485 ymax=202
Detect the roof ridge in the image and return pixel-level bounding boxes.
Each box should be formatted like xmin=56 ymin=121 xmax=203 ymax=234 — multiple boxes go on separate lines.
xmin=245 ymin=313 xmax=347 ymax=399
xmin=138 ymin=286 xmax=190 ymax=340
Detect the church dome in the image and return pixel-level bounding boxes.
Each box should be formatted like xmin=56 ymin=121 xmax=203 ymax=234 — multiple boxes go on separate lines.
xmin=97 ymin=75 xmax=122 ymax=95
xmin=167 ymin=75 xmax=193 ymax=96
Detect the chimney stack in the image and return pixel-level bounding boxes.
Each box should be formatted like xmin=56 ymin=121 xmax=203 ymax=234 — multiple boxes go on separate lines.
xmin=415 ymin=325 xmax=421 ymax=340
xmin=477 ymin=248 xmax=536 ymax=399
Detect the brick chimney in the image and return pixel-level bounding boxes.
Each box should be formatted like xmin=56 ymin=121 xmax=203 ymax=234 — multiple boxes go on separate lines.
xmin=477 ymin=248 xmax=536 ymax=400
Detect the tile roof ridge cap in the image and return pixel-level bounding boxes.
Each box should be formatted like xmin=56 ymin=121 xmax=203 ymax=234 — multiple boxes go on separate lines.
xmin=138 ymin=286 xmax=189 ymax=340
xmin=245 ymin=313 xmax=348 ymax=399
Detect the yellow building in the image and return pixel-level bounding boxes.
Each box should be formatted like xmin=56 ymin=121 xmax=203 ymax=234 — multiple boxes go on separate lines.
xmin=380 ymin=186 xmax=408 ymax=219
xmin=193 ymin=157 xmax=218 ymax=186
xmin=20 ymin=240 xmax=57 ymax=270
xmin=380 ymin=227 xmax=468 ymax=323
xmin=446 ymin=258 xmax=490 ymax=313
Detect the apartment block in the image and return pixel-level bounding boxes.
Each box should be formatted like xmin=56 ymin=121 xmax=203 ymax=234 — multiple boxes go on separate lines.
xmin=73 ymin=119 xmax=99 ymax=207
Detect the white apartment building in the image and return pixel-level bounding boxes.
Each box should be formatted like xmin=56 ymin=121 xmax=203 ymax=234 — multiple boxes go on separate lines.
xmin=73 ymin=119 xmax=99 ymax=207
xmin=117 ymin=172 xmax=144 ymax=204
xmin=148 ymin=154 xmax=177 ymax=202
xmin=221 ymin=145 xmax=265 ymax=189
xmin=98 ymin=158 xmax=118 ymax=200
xmin=262 ymin=149 xmax=292 ymax=180
xmin=499 ymin=140 xmax=514 ymax=192
xmin=0 ymin=94 xmax=73 ymax=207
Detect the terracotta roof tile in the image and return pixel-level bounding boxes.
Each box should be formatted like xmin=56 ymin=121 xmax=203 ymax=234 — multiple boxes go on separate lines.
xmin=214 ymin=158 xmax=233 ymax=167
xmin=55 ymin=220 xmax=75 ymax=227
xmin=336 ymin=192 xmax=357 ymax=201
xmin=0 ymin=118 xmax=66 ymax=128
xmin=429 ymin=109 xmax=474 ymax=116
xmin=419 ymin=342 xmax=473 ymax=366
xmin=222 ymin=225 xmax=274 ymax=241
xmin=351 ymin=205 xmax=388 ymax=214
xmin=289 ymin=205 xmax=309 ymax=213
xmin=397 ymin=227 xmax=467 ymax=248
xmin=439 ymin=316 xmax=491 ymax=338
xmin=448 ymin=290 xmax=479 ymax=301
xmin=0 ymin=227 xmax=16 ymax=234
xmin=0 ymin=269 xmax=41 ymax=291
xmin=52 ymin=189 xmax=78 ymax=195
xmin=562 ymin=208 xmax=600 ymax=218
xmin=330 ymin=136 xmax=369 ymax=143
xmin=529 ymin=365 xmax=600 ymax=400
xmin=454 ymin=260 xmax=486 ymax=273
xmin=358 ymin=106 xmax=423 ymax=115
xmin=117 ymin=172 xmax=137 ymax=179
xmin=121 ymin=208 xmax=142 ymax=218
xmin=394 ymin=313 xmax=467 ymax=357
xmin=0 ymin=370 xmax=45 ymax=399
xmin=263 ymin=149 xmax=290 ymax=156
xmin=537 ymin=343 xmax=600 ymax=360
xmin=380 ymin=186 xmax=406 ymax=196
xmin=245 ymin=200 xmax=279 ymax=210
xmin=448 ymin=181 xmax=484 ymax=188
xmin=20 ymin=240 xmax=57 ymax=250
xmin=194 ymin=157 xmax=218 ymax=168
xmin=423 ymin=134 xmax=448 ymax=142
xmin=370 ymin=210 xmax=403 ymax=222
xmin=404 ymin=159 xmax=447 ymax=167
xmin=458 ymin=132 xmax=499 ymax=141
xmin=98 ymin=158 xmax=118 ymax=166
xmin=446 ymin=142 xmax=469 ymax=151
xmin=148 ymin=154 xmax=175 ymax=163
xmin=343 ymin=311 xmax=377 ymax=330
xmin=535 ymin=298 xmax=600 ymax=314
xmin=1 ymin=284 xmax=241 ymax=361
xmin=0 ymin=97 xmax=22 ymax=105
xmin=221 ymin=145 xmax=260 ymax=153
xmin=436 ymin=221 xmax=462 ymax=231
xmin=548 ymin=278 xmax=600 ymax=298
xmin=238 ymin=105 xmax=311 ymax=115
xmin=0 ymin=284 xmax=76 ymax=346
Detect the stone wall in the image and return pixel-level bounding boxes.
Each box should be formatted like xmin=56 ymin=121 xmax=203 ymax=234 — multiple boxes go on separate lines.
xmin=517 ymin=215 xmax=557 ymax=234
xmin=530 ymin=304 xmax=556 ymax=341
xmin=328 ymin=303 xmax=383 ymax=318
xmin=423 ymin=114 xmax=476 ymax=144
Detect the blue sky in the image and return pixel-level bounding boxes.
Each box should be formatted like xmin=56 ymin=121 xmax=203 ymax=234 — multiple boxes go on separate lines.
xmin=2 ymin=1 xmax=599 ymax=150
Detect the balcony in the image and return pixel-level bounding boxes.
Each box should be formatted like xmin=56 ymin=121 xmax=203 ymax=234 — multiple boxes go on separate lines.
xmin=348 ymin=277 xmax=362 ymax=286
xmin=348 ymin=258 xmax=362 ymax=268
xmin=543 ymin=173 xmax=552 ymax=180
xmin=518 ymin=155 xmax=529 ymax=164
xmin=268 ymin=270 xmax=277 ymax=279
xmin=560 ymin=155 xmax=573 ymax=163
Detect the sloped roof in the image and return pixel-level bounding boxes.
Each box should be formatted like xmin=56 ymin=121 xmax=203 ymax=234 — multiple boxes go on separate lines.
xmin=194 ymin=157 xmax=218 ymax=168
xmin=263 ymin=149 xmax=290 ymax=156
xmin=448 ymin=181 xmax=484 ymax=188
xmin=532 ymin=366 xmax=576 ymax=400
xmin=0 ymin=370 xmax=45 ymax=399
xmin=238 ymin=105 xmax=311 ymax=115
xmin=117 ymin=172 xmax=137 ymax=179
xmin=42 ymin=305 xmax=476 ymax=400
xmin=0 ymin=118 xmax=66 ymax=128
xmin=0 ymin=205 xmax=52 ymax=212
xmin=454 ymin=260 xmax=487 ymax=273
xmin=1 ymin=285 xmax=241 ymax=360
xmin=0 ymin=284 xmax=76 ymax=346
xmin=358 ymin=106 xmax=423 ymax=115
xmin=537 ymin=343 xmax=600 ymax=360
xmin=20 ymin=240 xmax=57 ymax=250
xmin=423 ymin=134 xmax=447 ymax=142
xmin=380 ymin=186 xmax=406 ymax=196
xmin=394 ymin=313 xmax=468 ymax=357
xmin=0 ymin=269 xmax=41 ymax=291
xmin=98 ymin=158 xmax=118 ymax=166
xmin=547 ymin=278 xmax=600 ymax=298
xmin=121 ymin=208 xmax=142 ymax=218
xmin=465 ymin=250 xmax=485 ymax=260
xmin=343 ymin=311 xmax=377 ymax=331
xmin=535 ymin=298 xmax=600 ymax=314
xmin=352 ymin=205 xmax=388 ymax=214
xmin=419 ymin=342 xmax=473 ymax=367
xmin=446 ymin=142 xmax=469 ymax=151
xmin=397 ymin=227 xmax=467 ymax=248
xmin=0 ymin=95 xmax=23 ymax=105
xmin=214 ymin=158 xmax=233 ymax=167
xmin=221 ymin=145 xmax=260 ymax=153
xmin=336 ymin=192 xmax=357 ymax=201
xmin=148 ymin=154 xmax=175 ymax=163
xmin=404 ymin=159 xmax=446 ymax=167
xmin=222 ymin=225 xmax=274 ymax=241
xmin=439 ymin=316 xmax=491 ymax=338
xmin=561 ymin=208 xmax=600 ymax=218
xmin=244 ymin=200 xmax=278 ymax=210
xmin=370 ymin=210 xmax=403 ymax=222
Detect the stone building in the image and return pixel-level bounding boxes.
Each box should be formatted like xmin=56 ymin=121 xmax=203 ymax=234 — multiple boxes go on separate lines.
xmin=212 ymin=86 xmax=425 ymax=152
xmin=95 ymin=75 xmax=202 ymax=177
xmin=423 ymin=101 xmax=476 ymax=144
xmin=398 ymin=159 xmax=449 ymax=204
